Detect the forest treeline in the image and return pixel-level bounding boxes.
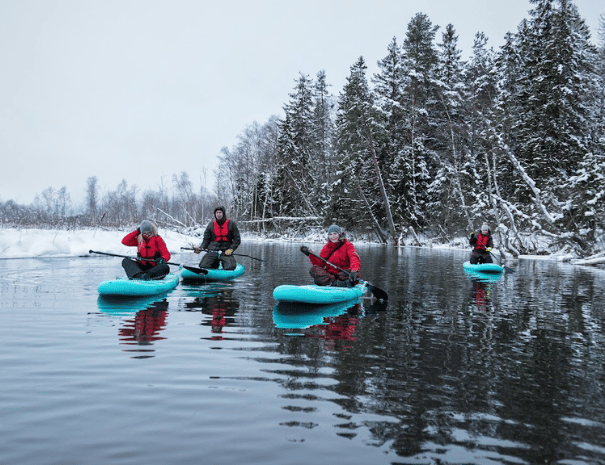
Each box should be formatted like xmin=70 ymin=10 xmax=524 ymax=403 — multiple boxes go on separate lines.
xmin=2 ymin=1 xmax=604 ymax=257
xmin=217 ymin=2 xmax=605 ymax=256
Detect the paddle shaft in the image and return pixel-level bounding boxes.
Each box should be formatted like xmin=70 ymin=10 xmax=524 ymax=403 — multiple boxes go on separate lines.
xmin=301 ymin=247 xmax=388 ymax=301
xmin=180 ymin=247 xmax=264 ymax=262
xmin=89 ymin=250 xmax=208 ymax=275
xmin=488 ymin=251 xmax=515 ymax=273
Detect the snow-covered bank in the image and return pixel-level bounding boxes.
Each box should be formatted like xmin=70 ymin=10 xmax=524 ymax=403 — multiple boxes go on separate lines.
xmin=0 ymin=228 xmax=204 ymax=259
xmin=0 ymin=227 xmax=600 ymax=268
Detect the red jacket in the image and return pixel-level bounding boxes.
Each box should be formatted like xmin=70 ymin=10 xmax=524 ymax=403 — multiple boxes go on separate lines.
xmin=310 ymin=239 xmax=360 ymax=276
xmin=122 ymin=230 xmax=170 ymax=265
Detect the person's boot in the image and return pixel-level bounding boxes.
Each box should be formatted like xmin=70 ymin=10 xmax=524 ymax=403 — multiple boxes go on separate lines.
xmin=133 ymin=272 xmax=151 ymax=281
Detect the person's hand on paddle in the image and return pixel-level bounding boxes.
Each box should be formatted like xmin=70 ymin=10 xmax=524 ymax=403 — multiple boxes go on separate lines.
xmin=224 ymin=249 xmax=234 ymax=256
xmin=300 ymin=246 xmax=311 ymax=256
xmin=193 ymin=247 xmax=204 ymax=254
xmin=486 ymin=247 xmax=492 ymax=252
xmin=155 ymin=257 xmax=166 ymax=264
xmin=348 ymin=271 xmax=359 ymax=284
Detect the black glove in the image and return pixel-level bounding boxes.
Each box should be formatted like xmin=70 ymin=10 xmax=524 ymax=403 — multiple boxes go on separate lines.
xmin=155 ymin=257 xmax=166 ymax=264
xmin=348 ymin=271 xmax=359 ymax=283
xmin=469 ymin=232 xmax=475 ymax=239
xmin=300 ymin=246 xmax=310 ymax=256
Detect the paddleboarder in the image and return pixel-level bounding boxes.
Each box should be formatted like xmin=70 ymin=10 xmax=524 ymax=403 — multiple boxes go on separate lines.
xmin=303 ymin=224 xmax=361 ymax=287
xmin=469 ymin=223 xmax=494 ymax=264
xmin=193 ymin=206 xmax=241 ymax=270
xmin=121 ymin=220 xmax=171 ymax=280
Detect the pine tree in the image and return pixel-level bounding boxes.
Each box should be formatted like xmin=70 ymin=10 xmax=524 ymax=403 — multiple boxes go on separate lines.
xmin=330 ymin=57 xmax=396 ymax=242
xmin=426 ymin=23 xmax=472 ymax=233
xmin=309 ymin=70 xmax=336 ymax=214
xmin=513 ymin=0 xmax=593 ymax=190
xmin=464 ymin=32 xmax=501 ymax=227
xmin=391 ymin=13 xmax=440 ymax=232
xmin=274 ymin=73 xmax=318 ymax=217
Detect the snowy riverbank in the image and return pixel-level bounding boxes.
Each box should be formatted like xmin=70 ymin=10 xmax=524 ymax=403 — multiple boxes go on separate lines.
xmin=0 ymin=226 xmax=599 ymax=267
xmin=0 ymin=227 xmax=330 ymax=259
xmin=0 ymin=228 xmax=197 ymax=259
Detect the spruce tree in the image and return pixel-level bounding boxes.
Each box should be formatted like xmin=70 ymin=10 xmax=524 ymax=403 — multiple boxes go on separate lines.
xmin=330 ymin=57 xmax=396 ymax=242
xmin=427 ymin=23 xmax=472 ymax=233
xmin=391 ymin=13 xmax=440 ymax=232
xmin=274 ymin=73 xmax=318 ymax=217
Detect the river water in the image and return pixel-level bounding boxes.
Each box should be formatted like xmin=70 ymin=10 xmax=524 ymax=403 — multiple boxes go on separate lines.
xmin=1 ymin=242 xmax=604 ymax=465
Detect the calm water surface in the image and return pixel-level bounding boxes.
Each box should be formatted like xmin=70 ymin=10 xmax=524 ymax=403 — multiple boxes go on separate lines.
xmin=1 ymin=242 xmax=604 ymax=465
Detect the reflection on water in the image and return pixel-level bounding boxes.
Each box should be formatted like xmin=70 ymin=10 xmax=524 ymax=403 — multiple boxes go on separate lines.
xmin=273 ymin=300 xmax=364 ymax=351
xmin=468 ymin=277 xmax=494 ymax=313
xmin=97 ymin=296 xmax=170 ymax=357
xmin=1 ymin=246 xmax=605 ymax=465
xmin=182 ymin=288 xmax=240 ymax=340
xmin=119 ymin=301 xmax=168 ymax=351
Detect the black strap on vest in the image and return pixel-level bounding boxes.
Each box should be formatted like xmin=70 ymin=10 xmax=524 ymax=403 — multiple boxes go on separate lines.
xmin=325 ymin=241 xmax=344 ymax=262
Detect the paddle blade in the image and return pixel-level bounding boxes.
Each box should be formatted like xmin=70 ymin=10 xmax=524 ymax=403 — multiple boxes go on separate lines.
xmin=361 ymin=281 xmax=388 ymax=301
xmin=182 ymin=265 xmax=208 ymax=275
xmin=368 ymin=284 xmax=388 ymax=301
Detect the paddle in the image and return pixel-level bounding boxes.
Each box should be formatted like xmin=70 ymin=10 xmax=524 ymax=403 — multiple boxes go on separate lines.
xmin=89 ymin=250 xmax=208 ymax=275
xmin=180 ymin=247 xmax=265 ymax=262
xmin=300 ymin=246 xmax=388 ymax=301
xmin=489 ymin=251 xmax=515 ymax=273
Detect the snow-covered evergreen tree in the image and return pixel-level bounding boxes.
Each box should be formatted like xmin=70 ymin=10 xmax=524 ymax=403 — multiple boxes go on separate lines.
xmin=274 ymin=73 xmax=319 ymax=217
xmin=391 ymin=13 xmax=440 ymax=232
xmin=494 ymin=0 xmax=598 ymax=250
xmin=426 ymin=23 xmax=472 ymax=234
xmin=330 ymin=57 xmax=396 ymax=242
xmin=309 ymin=70 xmax=337 ymax=214
xmin=463 ymin=32 xmax=501 ymax=228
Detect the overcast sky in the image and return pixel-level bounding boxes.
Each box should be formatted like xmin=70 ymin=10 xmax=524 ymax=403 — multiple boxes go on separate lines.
xmin=1 ymin=0 xmax=603 ymax=206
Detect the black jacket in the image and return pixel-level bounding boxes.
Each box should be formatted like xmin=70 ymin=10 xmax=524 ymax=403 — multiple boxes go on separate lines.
xmin=201 ymin=218 xmax=241 ymax=252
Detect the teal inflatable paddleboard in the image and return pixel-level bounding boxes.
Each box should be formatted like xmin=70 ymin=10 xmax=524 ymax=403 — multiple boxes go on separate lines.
xmin=273 ymin=283 xmax=368 ymax=304
xmin=180 ymin=263 xmax=245 ymax=281
xmin=98 ymin=273 xmax=179 ymax=297
xmin=463 ymin=261 xmax=504 ymax=274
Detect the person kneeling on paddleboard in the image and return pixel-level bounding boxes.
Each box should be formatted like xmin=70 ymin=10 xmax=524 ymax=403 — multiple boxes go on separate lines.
xmin=469 ymin=223 xmax=494 ymax=265
xmin=193 ymin=206 xmax=241 ymax=270
xmin=121 ymin=220 xmax=171 ymax=280
xmin=305 ymin=224 xmax=361 ymax=287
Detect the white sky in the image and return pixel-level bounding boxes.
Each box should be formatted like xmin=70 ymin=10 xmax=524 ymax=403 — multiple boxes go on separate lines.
xmin=1 ymin=0 xmax=603 ymax=206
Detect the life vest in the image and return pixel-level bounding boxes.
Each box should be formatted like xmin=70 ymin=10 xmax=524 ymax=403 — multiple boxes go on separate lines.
xmin=475 ymin=233 xmax=490 ymax=251
xmin=213 ymin=219 xmax=230 ymax=242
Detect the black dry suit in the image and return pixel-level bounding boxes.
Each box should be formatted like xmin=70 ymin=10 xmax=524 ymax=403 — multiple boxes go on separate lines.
xmin=199 ymin=207 xmax=241 ymax=270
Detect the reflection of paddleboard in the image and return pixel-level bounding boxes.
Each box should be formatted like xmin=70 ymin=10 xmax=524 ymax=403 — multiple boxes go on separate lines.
xmin=273 ymin=283 xmax=368 ymax=304
xmin=98 ymin=273 xmax=179 ymax=297
xmin=181 ymin=263 xmax=245 ymax=281
xmin=97 ymin=295 xmax=168 ymax=317
xmin=272 ymin=299 xmax=362 ymax=329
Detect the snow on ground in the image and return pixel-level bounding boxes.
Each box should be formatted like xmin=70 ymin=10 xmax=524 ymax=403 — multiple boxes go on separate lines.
xmin=0 ymin=228 xmax=203 ymax=259
xmin=0 ymin=226 xmax=585 ymax=265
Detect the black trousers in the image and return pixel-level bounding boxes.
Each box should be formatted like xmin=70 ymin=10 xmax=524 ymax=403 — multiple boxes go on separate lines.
xmin=470 ymin=251 xmax=493 ymax=265
xmin=122 ymin=258 xmax=170 ymax=280
xmin=199 ymin=251 xmax=237 ymax=270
